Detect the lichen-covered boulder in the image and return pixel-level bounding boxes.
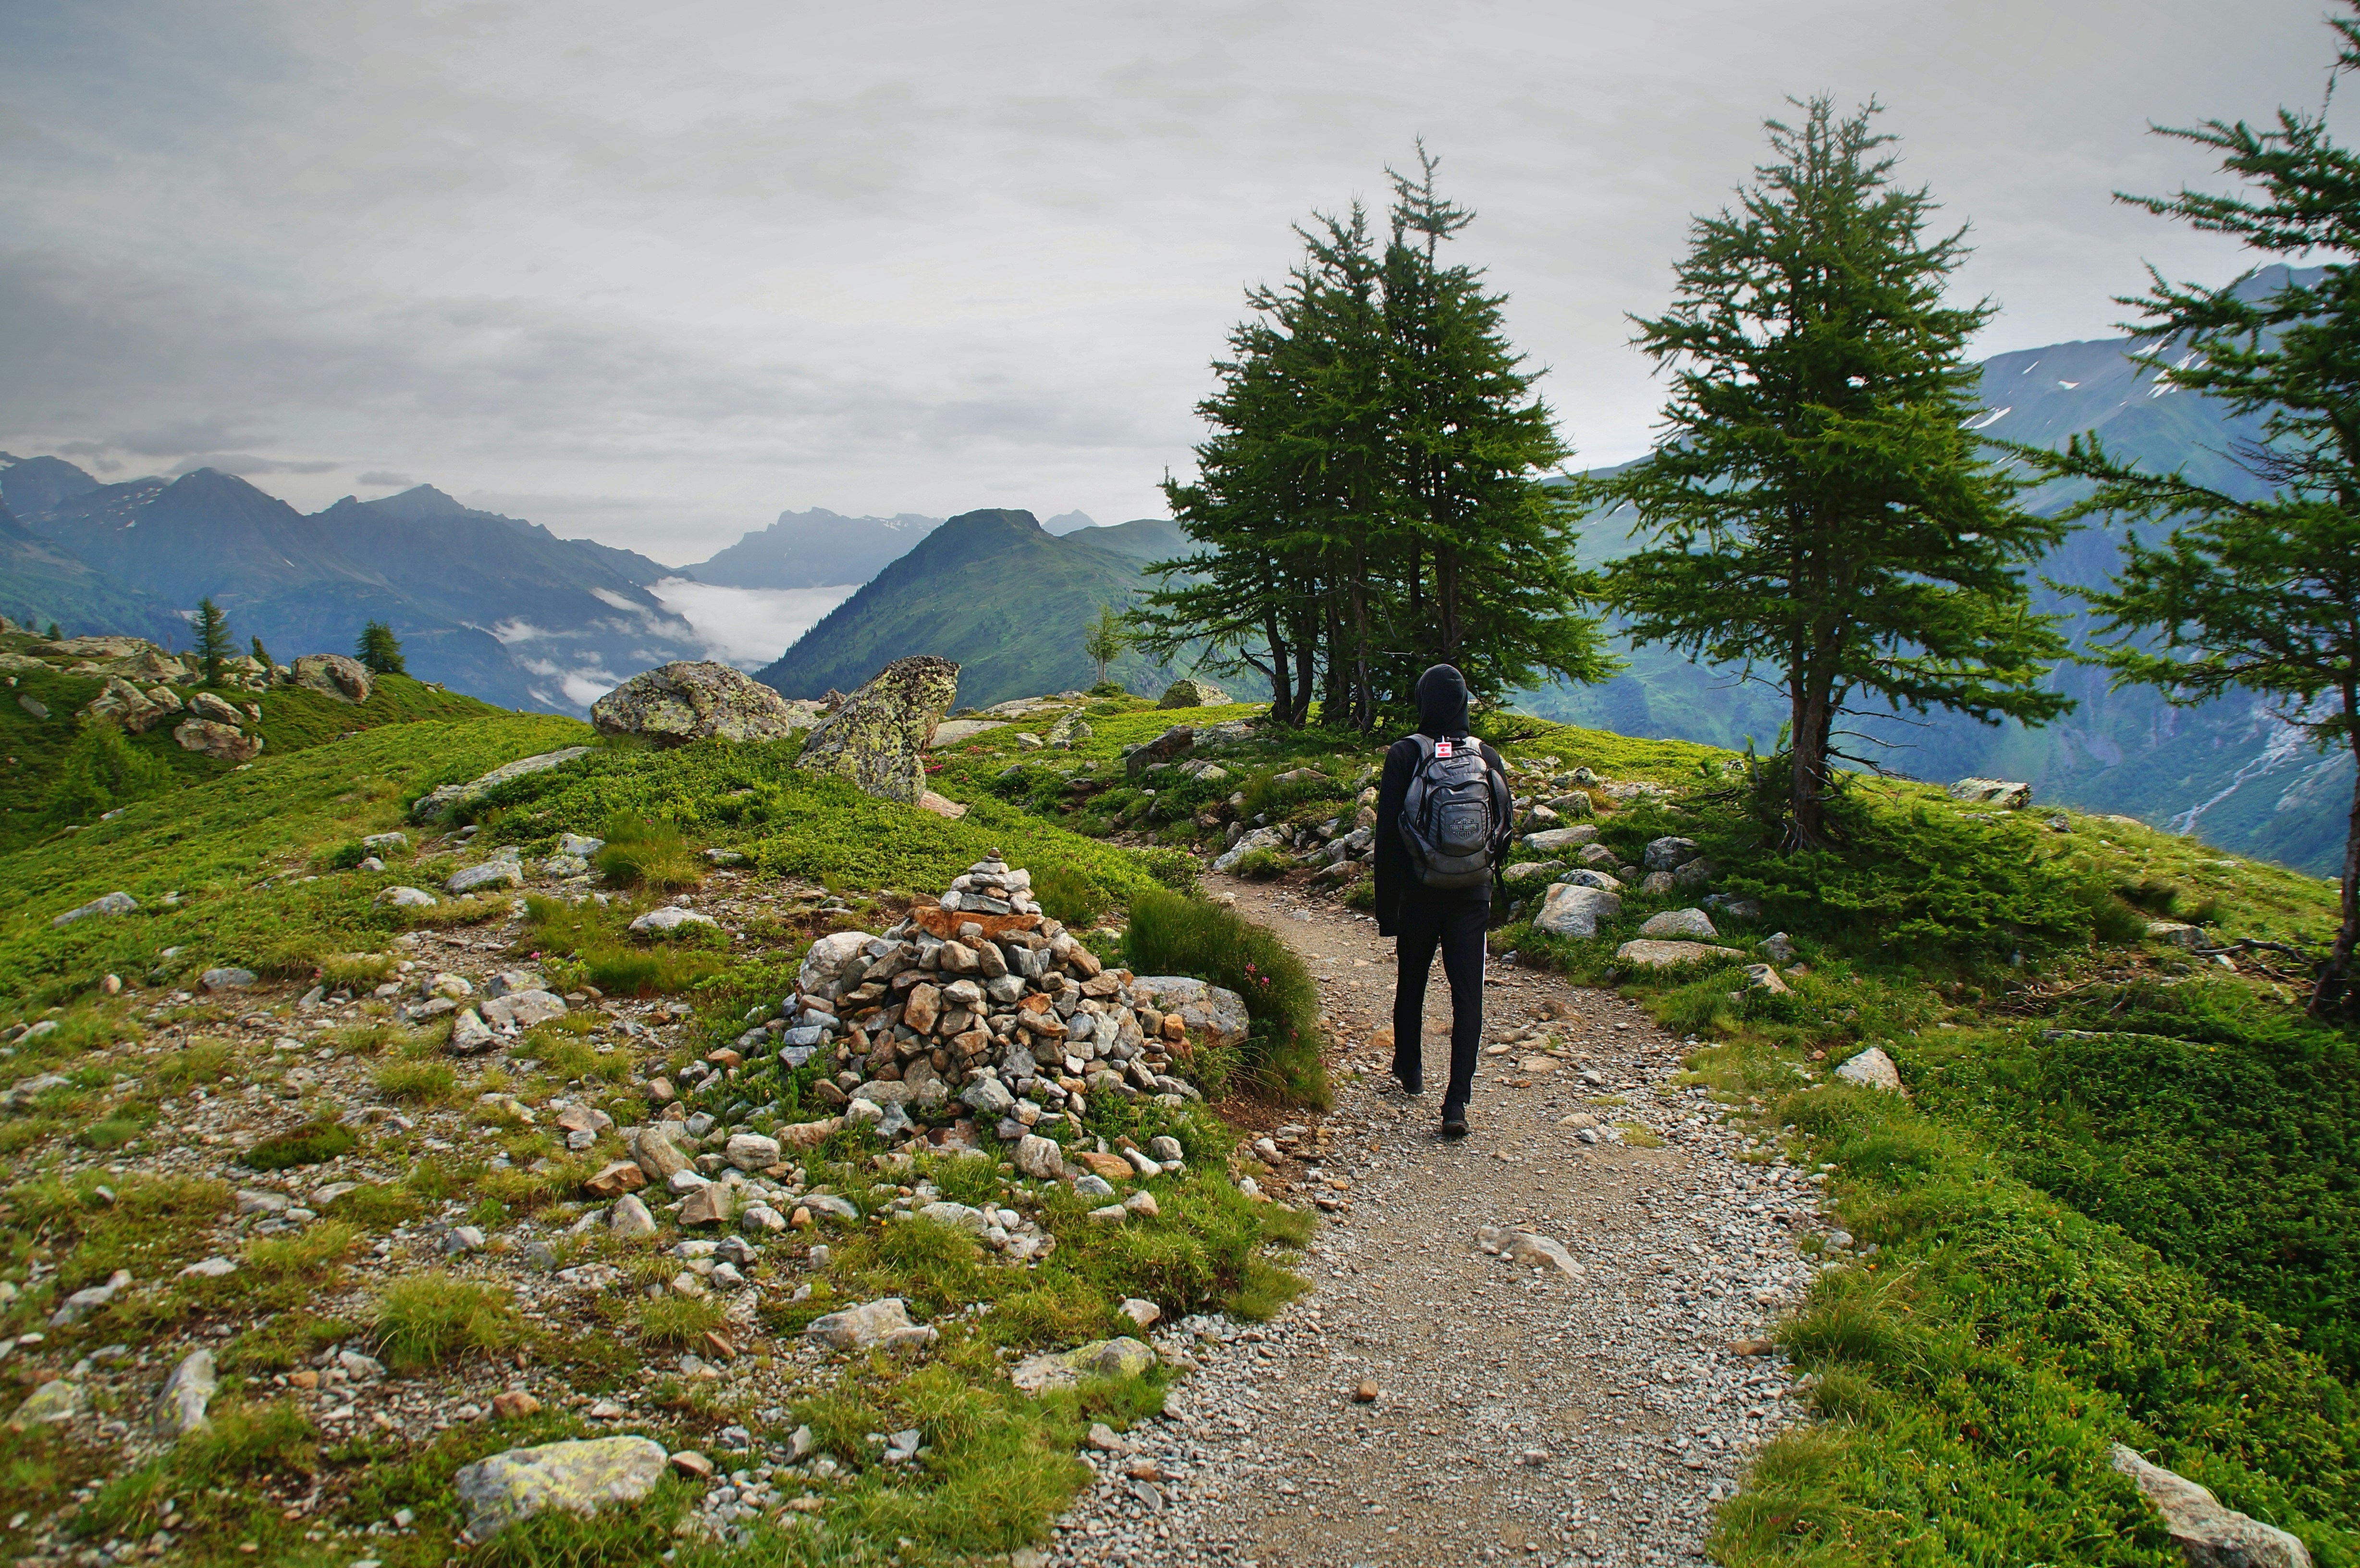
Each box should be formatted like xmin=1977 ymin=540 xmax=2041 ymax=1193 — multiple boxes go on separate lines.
xmin=1948 ymin=777 xmax=2031 ymax=810
xmin=1533 ymin=883 xmax=1620 ymax=938
xmin=1157 ymin=677 xmax=1228 ymax=709
xmin=291 ymin=654 xmax=375 ymax=704
xmin=81 ymin=676 xmax=183 ymax=733
xmin=590 ymin=661 xmax=801 ymax=745
xmin=793 ymin=656 xmax=960 ymax=805
xmin=452 ymin=1435 xmax=668 ymax=1543
xmin=173 ymin=718 xmax=262 ymax=762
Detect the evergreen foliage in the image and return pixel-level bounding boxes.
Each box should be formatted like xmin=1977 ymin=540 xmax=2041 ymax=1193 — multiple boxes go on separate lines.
xmin=192 ymin=597 xmax=234 ymax=687
xmin=2022 ymin=7 xmax=2360 ymax=1015
xmin=356 ymin=621 xmax=406 ymax=675
xmin=1589 ymin=99 xmax=2071 ymax=846
xmin=249 ymin=635 xmax=272 ymax=670
xmin=1138 ymin=147 xmax=1611 ymax=729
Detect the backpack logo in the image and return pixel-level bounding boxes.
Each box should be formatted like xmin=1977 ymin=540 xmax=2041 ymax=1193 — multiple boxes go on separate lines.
xmin=1399 ymin=735 xmax=1504 ymax=891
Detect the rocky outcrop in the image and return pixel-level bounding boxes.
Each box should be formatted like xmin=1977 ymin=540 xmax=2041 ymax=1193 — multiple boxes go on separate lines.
xmin=591 ymin=661 xmax=804 ymax=746
xmin=1125 ymin=724 xmax=1194 ymax=780
xmin=1948 ymin=777 xmax=2031 ymax=810
xmin=1533 ymin=883 xmax=1620 ymax=939
xmin=2109 ymin=1444 xmax=2312 ymax=1568
xmin=291 ymin=653 xmax=375 ymax=704
xmin=793 ymin=656 xmax=960 ymax=805
xmin=1614 ymin=939 xmax=1742 ymax=968
xmin=81 ymin=675 xmax=184 ymax=733
xmin=411 ymin=747 xmax=594 ymax=822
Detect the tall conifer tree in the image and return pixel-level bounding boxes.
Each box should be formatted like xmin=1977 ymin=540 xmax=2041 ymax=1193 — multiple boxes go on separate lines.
xmin=1592 ymin=98 xmax=2069 ymax=846
xmin=2026 ymin=4 xmax=2360 ymax=1014
xmin=193 ymin=598 xmax=234 ymax=688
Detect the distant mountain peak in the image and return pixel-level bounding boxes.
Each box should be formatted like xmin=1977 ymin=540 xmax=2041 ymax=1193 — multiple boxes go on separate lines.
xmin=1044 ymin=510 xmax=1099 ymax=535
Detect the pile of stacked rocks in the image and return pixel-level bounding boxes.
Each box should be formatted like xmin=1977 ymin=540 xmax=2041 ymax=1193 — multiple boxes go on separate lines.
xmin=734 ymin=854 xmax=1248 ymax=1150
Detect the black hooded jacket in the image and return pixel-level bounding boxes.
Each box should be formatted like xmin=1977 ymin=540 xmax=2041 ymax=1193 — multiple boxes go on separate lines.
xmin=1372 ymin=665 xmax=1509 ymax=937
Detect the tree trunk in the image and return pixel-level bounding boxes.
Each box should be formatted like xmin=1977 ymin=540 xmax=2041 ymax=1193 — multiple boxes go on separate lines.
xmin=1789 ymin=667 xmax=1835 ymax=850
xmin=1292 ymin=631 xmax=1317 ymax=727
xmin=1264 ymin=611 xmax=1293 ymax=729
xmin=1435 ymin=539 xmax=1463 ymax=665
xmin=2312 ymin=681 xmax=2360 ymax=1017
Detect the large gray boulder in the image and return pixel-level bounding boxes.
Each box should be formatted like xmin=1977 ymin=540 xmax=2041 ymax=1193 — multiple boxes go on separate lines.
xmin=2109 ymin=1444 xmax=2311 ymax=1568
xmin=1157 ymin=678 xmax=1228 ymax=709
xmin=1126 ymin=724 xmax=1195 ymax=780
xmin=452 ymin=1435 xmax=669 ymax=1543
xmin=794 ymin=657 xmax=961 ymax=805
xmin=1532 ymin=883 xmax=1620 ymax=939
xmin=173 ymin=718 xmax=262 ymax=762
xmin=592 ymin=661 xmax=803 ymax=746
xmin=290 ymin=653 xmax=374 ymax=704
xmin=1949 ymin=777 xmax=2032 ymax=810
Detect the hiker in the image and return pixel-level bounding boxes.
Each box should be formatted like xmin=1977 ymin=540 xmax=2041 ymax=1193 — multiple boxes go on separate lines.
xmin=1373 ymin=663 xmax=1512 ymax=1137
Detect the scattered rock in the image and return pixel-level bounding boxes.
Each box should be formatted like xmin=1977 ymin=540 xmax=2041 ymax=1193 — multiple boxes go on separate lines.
xmin=629 ymin=906 xmax=718 ymax=937
xmin=1523 ymin=825 xmax=1600 ymax=853
xmin=1014 ymin=1134 xmax=1066 ymax=1181
xmin=1129 ymin=976 xmax=1251 ymax=1051
xmin=794 ymin=656 xmax=962 ymax=805
xmin=447 ymin=857 xmax=525 ymax=895
xmin=724 ymin=1133 xmax=781 ymax=1170
xmin=1011 ymin=1337 xmax=1156 ymax=1394
xmin=1637 ymin=907 xmax=1718 ymax=940
xmin=804 ymin=1298 xmax=921 ymax=1351
xmin=2109 ymin=1444 xmax=2311 ymax=1568
xmin=174 ymin=717 xmax=265 ymax=762
xmin=201 ymin=967 xmax=258 ymax=992
xmin=1834 ymin=1046 xmax=1903 ymax=1093
xmin=608 ymin=1195 xmax=658 ymax=1237
xmin=1506 ymin=1232 xmax=1584 ymax=1279
xmin=1759 ymin=931 xmax=1798 ymax=964
xmin=378 ymin=886 xmax=438 ymax=909
xmin=678 ymin=1184 xmax=734 ymax=1226
xmin=1741 ymin=964 xmax=1791 ymax=995
xmin=2148 ymin=921 xmax=2207 ymax=949
xmin=452 ymin=1435 xmax=669 ymax=1542
xmin=1125 ymin=724 xmax=1195 ymax=780
xmin=153 ymin=1350 xmax=216 ymax=1438
xmin=50 ymin=888 xmax=141 ymax=925
xmin=1613 ymin=939 xmax=1743 ymax=969
xmin=8 ymin=1379 xmax=82 ymax=1428
xmin=447 ymin=1009 xmax=496 ymax=1055
xmin=1533 ymin=883 xmax=1621 ymax=939
xmin=481 ymin=990 xmax=567 ymax=1030
xmin=1119 ymin=1298 xmax=1162 ymax=1329
xmin=492 ymin=1391 xmax=542 ymax=1420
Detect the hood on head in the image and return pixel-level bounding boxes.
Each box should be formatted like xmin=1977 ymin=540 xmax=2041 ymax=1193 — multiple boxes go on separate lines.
xmin=1415 ymin=664 xmax=1470 ymax=736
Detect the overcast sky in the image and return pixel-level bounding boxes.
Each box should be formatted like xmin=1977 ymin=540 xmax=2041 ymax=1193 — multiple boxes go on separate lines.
xmin=0 ymin=0 xmax=2346 ymax=564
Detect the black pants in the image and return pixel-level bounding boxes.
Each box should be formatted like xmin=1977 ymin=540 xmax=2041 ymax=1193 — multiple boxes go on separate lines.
xmin=1391 ymin=892 xmax=1487 ymax=1109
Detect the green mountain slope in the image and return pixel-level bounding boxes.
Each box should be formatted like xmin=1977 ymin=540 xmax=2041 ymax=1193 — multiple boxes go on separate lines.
xmin=754 ymin=510 xmax=1188 ymax=707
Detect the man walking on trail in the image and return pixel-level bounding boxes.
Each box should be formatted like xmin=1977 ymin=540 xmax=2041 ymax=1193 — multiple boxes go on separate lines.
xmin=1373 ymin=663 xmax=1512 ymax=1138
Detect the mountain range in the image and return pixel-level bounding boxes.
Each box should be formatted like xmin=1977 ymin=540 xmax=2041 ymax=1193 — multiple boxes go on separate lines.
xmin=0 ymin=459 xmax=706 ymax=712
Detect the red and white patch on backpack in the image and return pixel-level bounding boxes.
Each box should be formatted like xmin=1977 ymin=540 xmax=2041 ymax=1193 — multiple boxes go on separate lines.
xmin=1435 ymin=739 xmax=1454 ymax=758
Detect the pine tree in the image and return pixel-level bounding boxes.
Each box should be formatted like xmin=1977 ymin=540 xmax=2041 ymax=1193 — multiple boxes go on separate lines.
xmin=1141 ymin=156 xmax=1609 ymax=729
xmin=356 ymin=621 xmax=406 ymax=676
xmin=44 ymin=622 xmax=60 ymax=641
xmin=1591 ymin=98 xmax=2070 ymax=847
xmin=250 ymin=635 xmax=274 ymax=671
xmin=1380 ymin=147 xmax=1606 ymax=706
xmin=1083 ymin=604 xmax=1131 ymax=686
xmin=2023 ymin=6 xmax=2360 ymax=1014
xmin=193 ymin=598 xmax=235 ymax=687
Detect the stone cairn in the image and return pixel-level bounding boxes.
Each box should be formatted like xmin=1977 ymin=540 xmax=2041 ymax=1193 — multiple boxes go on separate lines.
xmin=733 ymin=854 xmax=1246 ymax=1157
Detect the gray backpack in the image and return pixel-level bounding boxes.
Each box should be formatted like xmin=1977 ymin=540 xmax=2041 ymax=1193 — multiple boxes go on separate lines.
xmin=1399 ymin=735 xmax=1508 ymax=889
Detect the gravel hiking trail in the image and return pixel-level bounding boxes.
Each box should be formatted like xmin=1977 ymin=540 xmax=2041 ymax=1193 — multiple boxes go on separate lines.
xmin=1045 ymin=874 xmax=1827 ymax=1568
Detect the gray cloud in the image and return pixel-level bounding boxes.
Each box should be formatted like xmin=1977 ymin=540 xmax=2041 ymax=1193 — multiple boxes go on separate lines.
xmin=0 ymin=0 xmax=2346 ymax=560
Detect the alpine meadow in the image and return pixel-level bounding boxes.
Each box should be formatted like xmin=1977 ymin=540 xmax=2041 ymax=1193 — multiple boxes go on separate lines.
xmin=2 ymin=6 xmax=2359 ymax=1568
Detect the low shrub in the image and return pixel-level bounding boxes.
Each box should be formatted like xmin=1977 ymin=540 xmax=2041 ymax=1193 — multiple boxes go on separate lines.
xmin=1032 ymin=863 xmax=1110 ymax=927
xmin=594 ymin=813 xmax=705 ymax=892
xmin=1231 ymin=847 xmax=1290 ymax=881
xmin=318 ymin=951 xmax=396 ymax=989
xmin=1125 ymin=888 xmax=1327 ymax=1104
xmin=371 ymin=1060 xmax=456 ymax=1102
xmin=637 ymin=1293 xmax=728 ymax=1347
xmin=243 ymin=1119 xmax=358 ymax=1170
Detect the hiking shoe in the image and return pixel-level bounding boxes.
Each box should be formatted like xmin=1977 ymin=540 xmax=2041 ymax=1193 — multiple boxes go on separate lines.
xmin=1392 ymin=1066 xmax=1425 ymax=1095
xmin=1440 ymin=1104 xmax=1469 ymax=1138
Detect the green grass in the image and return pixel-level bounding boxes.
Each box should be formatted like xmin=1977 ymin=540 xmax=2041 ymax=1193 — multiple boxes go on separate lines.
xmin=76 ymin=1400 xmax=320 ymax=1560
xmin=372 ymin=1058 xmax=457 ymax=1102
xmin=0 ymin=709 xmax=589 ymax=1011
xmin=592 ymin=811 xmax=707 ymax=891
xmin=371 ymin=1271 xmax=520 ymax=1369
xmin=243 ymin=1118 xmax=359 ymax=1170
xmin=636 ymin=1292 xmax=728 ymax=1346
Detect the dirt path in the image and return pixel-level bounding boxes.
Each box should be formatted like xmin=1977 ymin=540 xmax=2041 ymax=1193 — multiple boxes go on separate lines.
xmin=1044 ymin=876 xmax=1826 ymax=1568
